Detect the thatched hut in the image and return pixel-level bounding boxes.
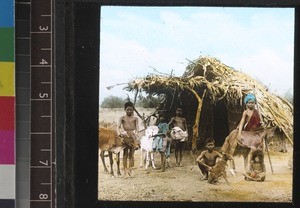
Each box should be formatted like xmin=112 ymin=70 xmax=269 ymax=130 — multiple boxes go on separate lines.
xmin=124 ymin=56 xmax=293 ymax=151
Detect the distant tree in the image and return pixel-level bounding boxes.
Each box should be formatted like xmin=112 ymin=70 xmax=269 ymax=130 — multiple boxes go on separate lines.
xmin=283 ymin=89 xmax=293 ymax=104
xmin=135 ymin=95 xmax=160 ymax=108
xmin=100 ymin=96 xmax=125 ymax=108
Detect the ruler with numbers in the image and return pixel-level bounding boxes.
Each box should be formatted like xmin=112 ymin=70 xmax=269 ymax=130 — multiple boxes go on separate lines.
xmin=30 ymin=0 xmax=55 ymax=207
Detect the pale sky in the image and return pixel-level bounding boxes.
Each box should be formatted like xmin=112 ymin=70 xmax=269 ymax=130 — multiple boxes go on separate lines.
xmin=99 ymin=6 xmax=294 ymax=103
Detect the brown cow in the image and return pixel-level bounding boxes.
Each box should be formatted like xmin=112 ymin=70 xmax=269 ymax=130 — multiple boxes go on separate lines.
xmin=99 ymin=125 xmax=139 ymax=177
xmin=99 ymin=126 xmax=123 ymax=177
xmin=220 ymin=127 xmax=275 ymax=173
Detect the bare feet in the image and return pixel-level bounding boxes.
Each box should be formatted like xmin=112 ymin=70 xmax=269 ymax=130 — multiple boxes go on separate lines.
xmin=175 ymin=162 xmax=182 ymax=167
xmin=200 ymin=174 xmax=208 ymax=181
xmin=229 ymin=168 xmax=236 ymax=176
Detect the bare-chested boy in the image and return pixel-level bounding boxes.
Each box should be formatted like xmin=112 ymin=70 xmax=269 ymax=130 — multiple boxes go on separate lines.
xmin=117 ymin=101 xmax=139 ymax=177
xmin=168 ymin=107 xmax=188 ymax=166
xmin=237 ymin=93 xmax=261 ymax=138
xmin=196 ymin=138 xmax=223 ymax=180
xmin=221 ymin=93 xmax=262 ymax=173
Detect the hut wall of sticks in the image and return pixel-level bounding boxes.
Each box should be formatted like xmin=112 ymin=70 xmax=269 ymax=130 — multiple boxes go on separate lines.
xmin=125 ymin=56 xmax=293 ymax=151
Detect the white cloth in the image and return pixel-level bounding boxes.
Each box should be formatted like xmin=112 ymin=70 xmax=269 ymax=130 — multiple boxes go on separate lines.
xmin=171 ymin=126 xmax=188 ymax=142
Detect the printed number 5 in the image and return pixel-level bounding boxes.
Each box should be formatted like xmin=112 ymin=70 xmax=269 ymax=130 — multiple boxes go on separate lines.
xmin=39 ymin=93 xmax=49 ymax=99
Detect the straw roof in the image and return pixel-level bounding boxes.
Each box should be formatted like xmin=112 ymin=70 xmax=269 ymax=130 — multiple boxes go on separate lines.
xmin=125 ymin=56 xmax=293 ymax=144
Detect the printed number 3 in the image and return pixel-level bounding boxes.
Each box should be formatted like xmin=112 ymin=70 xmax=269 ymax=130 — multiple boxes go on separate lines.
xmin=39 ymin=26 xmax=49 ymax=31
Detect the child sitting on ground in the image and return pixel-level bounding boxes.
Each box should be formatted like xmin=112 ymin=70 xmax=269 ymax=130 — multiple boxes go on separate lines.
xmin=243 ymin=149 xmax=266 ymax=182
xmin=196 ymin=138 xmax=223 ymax=180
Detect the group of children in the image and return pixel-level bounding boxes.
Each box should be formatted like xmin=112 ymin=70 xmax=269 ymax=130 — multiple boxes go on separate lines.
xmin=117 ymin=92 xmax=266 ymax=182
xmin=117 ymin=101 xmax=188 ymax=176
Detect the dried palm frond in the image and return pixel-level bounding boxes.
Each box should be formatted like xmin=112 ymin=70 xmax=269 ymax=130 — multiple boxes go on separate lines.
xmin=124 ymin=56 xmax=293 ymax=144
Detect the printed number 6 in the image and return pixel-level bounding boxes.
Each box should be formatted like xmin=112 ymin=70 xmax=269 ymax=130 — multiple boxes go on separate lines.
xmin=39 ymin=193 xmax=49 ymax=200
xmin=39 ymin=26 xmax=49 ymax=31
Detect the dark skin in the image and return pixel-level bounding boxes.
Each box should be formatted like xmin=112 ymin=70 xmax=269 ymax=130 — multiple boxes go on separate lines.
xmin=168 ymin=108 xmax=188 ymax=131
xmin=117 ymin=105 xmax=139 ymax=177
xmin=237 ymin=100 xmax=256 ymax=138
xmin=156 ymin=116 xmax=170 ymax=172
xmin=118 ymin=106 xmax=139 ymax=134
xmin=196 ymin=142 xmax=222 ymax=179
xmin=168 ymin=108 xmax=188 ymax=166
xmin=237 ymin=99 xmax=261 ymax=171
xmin=244 ymin=154 xmax=266 ymax=181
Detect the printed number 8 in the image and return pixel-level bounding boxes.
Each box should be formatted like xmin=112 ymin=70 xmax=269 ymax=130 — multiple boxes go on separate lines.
xmin=39 ymin=193 xmax=49 ymax=200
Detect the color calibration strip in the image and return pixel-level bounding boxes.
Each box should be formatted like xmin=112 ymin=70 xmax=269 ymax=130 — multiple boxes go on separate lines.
xmin=0 ymin=0 xmax=16 ymax=208
xmin=30 ymin=0 xmax=55 ymax=208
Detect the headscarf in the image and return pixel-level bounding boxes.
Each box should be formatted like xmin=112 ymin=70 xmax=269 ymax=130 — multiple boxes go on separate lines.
xmin=244 ymin=93 xmax=256 ymax=104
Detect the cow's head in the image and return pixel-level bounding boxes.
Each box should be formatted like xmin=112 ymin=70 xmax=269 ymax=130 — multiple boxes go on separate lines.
xmin=264 ymin=126 xmax=276 ymax=140
xmin=221 ymin=152 xmax=231 ymax=161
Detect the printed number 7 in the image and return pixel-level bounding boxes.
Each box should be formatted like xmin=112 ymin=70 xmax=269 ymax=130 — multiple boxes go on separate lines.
xmin=39 ymin=160 xmax=49 ymax=166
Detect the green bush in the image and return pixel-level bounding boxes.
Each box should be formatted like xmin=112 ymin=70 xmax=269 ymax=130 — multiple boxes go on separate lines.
xmin=100 ymin=95 xmax=161 ymax=108
xmin=100 ymin=96 xmax=126 ymax=108
xmin=135 ymin=96 xmax=160 ymax=108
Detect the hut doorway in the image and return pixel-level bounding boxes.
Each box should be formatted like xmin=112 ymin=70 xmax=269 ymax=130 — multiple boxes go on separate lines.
xmin=212 ymin=102 xmax=229 ymax=147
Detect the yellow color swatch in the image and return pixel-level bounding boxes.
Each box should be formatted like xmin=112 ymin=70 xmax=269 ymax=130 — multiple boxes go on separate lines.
xmin=0 ymin=62 xmax=15 ymax=96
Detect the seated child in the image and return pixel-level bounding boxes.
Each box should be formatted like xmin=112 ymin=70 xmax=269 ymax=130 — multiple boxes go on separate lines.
xmin=196 ymin=138 xmax=223 ymax=180
xmin=243 ymin=149 xmax=266 ymax=182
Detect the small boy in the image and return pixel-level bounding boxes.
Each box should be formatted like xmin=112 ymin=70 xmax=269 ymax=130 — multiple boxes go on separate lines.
xmin=153 ymin=116 xmax=172 ymax=171
xmin=196 ymin=138 xmax=223 ymax=180
xmin=152 ymin=116 xmax=169 ymax=152
xmin=243 ymin=149 xmax=266 ymax=182
xmin=117 ymin=101 xmax=139 ymax=177
xmin=168 ymin=107 xmax=188 ymax=166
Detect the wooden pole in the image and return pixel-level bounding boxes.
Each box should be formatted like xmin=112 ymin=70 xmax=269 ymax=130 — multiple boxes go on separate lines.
xmin=187 ymin=88 xmax=205 ymax=152
xmin=264 ymin=136 xmax=274 ymax=174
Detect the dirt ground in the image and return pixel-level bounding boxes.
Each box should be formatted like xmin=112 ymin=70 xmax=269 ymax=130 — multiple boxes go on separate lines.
xmin=98 ymin=147 xmax=293 ymax=202
xmin=98 ymin=108 xmax=293 ymax=203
